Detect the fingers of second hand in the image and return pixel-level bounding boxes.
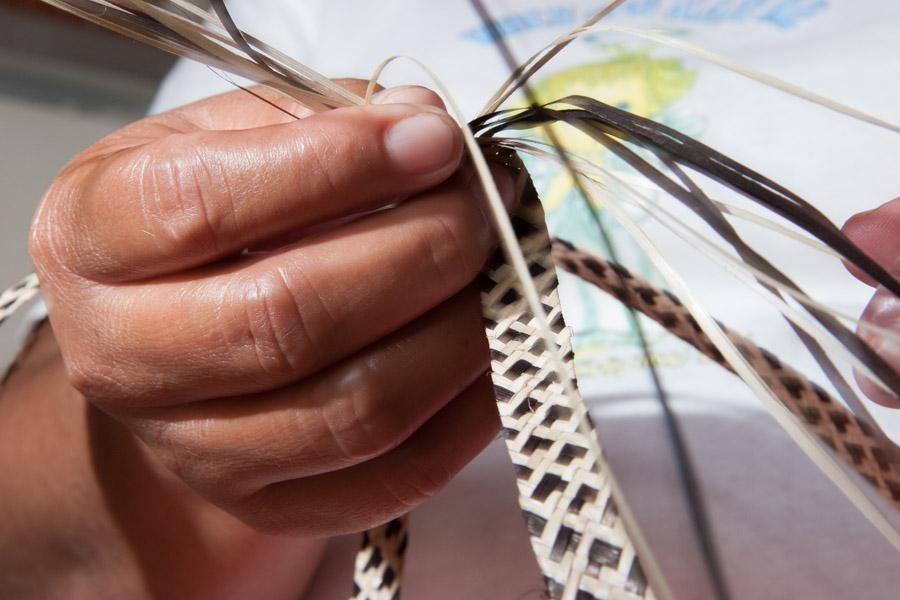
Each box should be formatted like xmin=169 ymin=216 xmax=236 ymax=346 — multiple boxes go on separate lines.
xmin=857 ymin=286 xmax=900 ymax=408
xmin=843 ymin=198 xmax=900 ymax=405
xmin=37 ymin=101 xmax=463 ymax=283
xmin=841 ymin=196 xmax=900 ymax=287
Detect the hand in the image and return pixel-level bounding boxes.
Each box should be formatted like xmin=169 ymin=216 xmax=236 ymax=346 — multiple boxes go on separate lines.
xmin=843 ymin=197 xmax=900 ymax=408
xmin=29 ymin=81 xmax=508 ymax=536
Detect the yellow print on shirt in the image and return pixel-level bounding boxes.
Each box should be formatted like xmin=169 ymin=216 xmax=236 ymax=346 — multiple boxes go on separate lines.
xmin=525 ymin=45 xmax=701 ymax=367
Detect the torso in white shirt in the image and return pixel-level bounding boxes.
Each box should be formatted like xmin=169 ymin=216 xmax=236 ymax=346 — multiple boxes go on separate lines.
xmin=147 ymin=2 xmax=900 ymax=598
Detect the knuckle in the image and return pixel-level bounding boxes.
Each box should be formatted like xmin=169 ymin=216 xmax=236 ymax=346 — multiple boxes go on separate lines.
xmin=378 ymin=457 xmax=453 ymax=509
xmin=294 ymin=124 xmax=343 ymax=200
xmin=229 ymin=501 xmax=301 ymax=536
xmin=321 ymin=362 xmax=407 ymax=463
xmin=235 ymin=270 xmax=320 ymax=377
xmin=420 ymin=201 xmax=484 ymax=282
xmin=235 ymin=485 xmax=383 ymax=537
xmin=29 ymin=170 xmax=89 ymax=277
xmin=136 ymin=135 xmax=235 ymax=258
xmin=64 ymin=352 xmax=125 ymax=402
xmin=394 ymin=85 xmax=445 ymax=108
xmin=408 ymin=86 xmax=444 ymax=107
xmin=142 ymin=419 xmax=251 ymax=503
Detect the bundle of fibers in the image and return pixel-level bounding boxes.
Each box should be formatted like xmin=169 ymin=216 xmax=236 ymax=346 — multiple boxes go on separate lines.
xmin=3 ymin=1 xmax=899 ymax=599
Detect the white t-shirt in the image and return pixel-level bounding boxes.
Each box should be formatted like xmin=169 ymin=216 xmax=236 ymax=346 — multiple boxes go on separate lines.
xmin=125 ymin=1 xmax=900 ymax=598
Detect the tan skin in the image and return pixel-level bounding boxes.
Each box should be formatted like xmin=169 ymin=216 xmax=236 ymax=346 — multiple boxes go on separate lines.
xmin=1 ymin=78 xmax=897 ymax=598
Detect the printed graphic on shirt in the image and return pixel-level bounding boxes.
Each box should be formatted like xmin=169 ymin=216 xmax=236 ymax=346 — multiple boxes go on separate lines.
xmin=461 ymin=0 xmax=829 ymax=43
xmin=520 ymin=43 xmax=702 ymax=375
xmin=459 ymin=0 xmax=831 ymax=378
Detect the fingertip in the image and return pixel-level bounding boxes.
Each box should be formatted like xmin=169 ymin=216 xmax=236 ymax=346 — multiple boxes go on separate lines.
xmin=856 ymin=287 xmax=900 ymax=407
xmin=842 ymin=198 xmax=900 ymax=287
xmin=383 ymin=110 xmax=462 ymax=177
xmin=842 ymin=209 xmax=877 ymax=286
xmin=855 ymin=372 xmax=900 ymax=408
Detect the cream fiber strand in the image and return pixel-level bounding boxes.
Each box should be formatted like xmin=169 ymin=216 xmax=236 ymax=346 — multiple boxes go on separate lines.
xmin=555 ymin=147 xmax=898 ymax=446
xmin=482 ymin=0 xmax=626 ymax=114
xmin=19 ymin=0 xmax=900 ymax=589
xmin=121 ymin=0 xmax=356 ymax=109
xmin=517 ymin=139 xmax=900 ymax=405
xmin=565 ymin=165 xmax=900 ymax=553
xmin=159 ymin=0 xmax=363 ymax=106
xmin=505 ymin=136 xmax=900 ymax=455
xmin=493 ymin=136 xmax=839 ymax=258
xmin=39 ymin=1 xmax=356 ymax=111
xmin=365 ymin=54 xmax=676 ymax=600
xmin=483 ymin=20 xmax=900 ymax=136
xmin=498 ymin=137 xmax=900 ymax=353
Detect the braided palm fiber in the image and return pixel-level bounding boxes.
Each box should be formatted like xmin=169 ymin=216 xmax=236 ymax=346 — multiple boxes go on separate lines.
xmin=479 ymin=186 xmax=653 ymax=598
xmin=350 ymin=515 xmax=408 ymax=600
xmin=551 ymin=238 xmax=900 ymax=507
xmin=0 ymin=274 xmax=39 ymax=328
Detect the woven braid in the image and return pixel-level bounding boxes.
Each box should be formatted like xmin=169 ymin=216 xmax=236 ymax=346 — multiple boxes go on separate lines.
xmin=551 ymin=238 xmax=900 ymax=507
xmin=350 ymin=515 xmax=409 ymax=600
xmin=479 ymin=160 xmax=653 ymax=599
xmin=5 ymin=202 xmax=897 ymax=597
xmin=0 ymin=273 xmax=39 ymax=329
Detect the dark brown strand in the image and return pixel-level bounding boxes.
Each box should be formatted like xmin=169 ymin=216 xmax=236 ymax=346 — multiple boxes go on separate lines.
xmin=474 ymin=98 xmax=900 ymax=298
xmin=549 ymin=112 xmax=900 ymax=401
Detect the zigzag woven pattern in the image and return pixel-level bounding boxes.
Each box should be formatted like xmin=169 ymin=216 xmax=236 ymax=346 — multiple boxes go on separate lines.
xmin=350 ymin=515 xmax=408 ymax=600
xmin=0 ymin=273 xmax=39 ymax=328
xmin=479 ymin=189 xmax=652 ymax=599
xmin=551 ymin=238 xmax=900 ymax=507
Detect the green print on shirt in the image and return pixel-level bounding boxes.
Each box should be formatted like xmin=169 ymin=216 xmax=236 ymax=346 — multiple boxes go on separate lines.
xmin=524 ymin=45 xmax=701 ymax=372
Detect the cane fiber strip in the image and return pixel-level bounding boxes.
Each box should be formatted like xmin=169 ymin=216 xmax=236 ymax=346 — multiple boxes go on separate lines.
xmin=350 ymin=515 xmax=408 ymax=600
xmin=552 ymin=239 xmax=900 ymax=506
xmin=480 ymin=183 xmax=652 ymax=598
xmin=0 ymin=274 xmax=39 ymax=329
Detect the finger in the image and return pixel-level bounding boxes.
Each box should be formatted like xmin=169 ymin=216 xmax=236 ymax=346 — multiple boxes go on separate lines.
xmin=132 ymin=287 xmax=489 ymax=499
xmin=39 ymin=99 xmax=463 ymax=281
xmin=334 ymin=78 xmax=380 ymax=100
xmin=372 ymin=85 xmax=446 ymax=110
xmin=165 ymin=81 xmax=441 ymax=131
xmin=842 ymin=197 xmax=900 ymax=286
xmin=62 ymin=169 xmax=513 ymax=406
xmin=855 ymin=286 xmax=900 ymax=408
xmin=239 ymin=374 xmax=499 ymax=537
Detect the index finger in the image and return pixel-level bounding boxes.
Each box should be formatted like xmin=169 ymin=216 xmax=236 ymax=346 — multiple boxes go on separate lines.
xmin=35 ymin=91 xmax=463 ymax=282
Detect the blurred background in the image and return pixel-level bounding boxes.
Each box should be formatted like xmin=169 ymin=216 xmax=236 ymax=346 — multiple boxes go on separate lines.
xmin=0 ymin=0 xmax=173 ymax=362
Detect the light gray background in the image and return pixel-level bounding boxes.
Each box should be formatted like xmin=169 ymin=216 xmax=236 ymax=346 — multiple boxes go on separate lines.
xmin=0 ymin=5 xmax=171 ymax=365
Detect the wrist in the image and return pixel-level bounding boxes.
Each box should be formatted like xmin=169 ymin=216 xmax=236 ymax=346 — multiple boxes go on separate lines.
xmin=0 ymin=323 xmax=326 ymax=599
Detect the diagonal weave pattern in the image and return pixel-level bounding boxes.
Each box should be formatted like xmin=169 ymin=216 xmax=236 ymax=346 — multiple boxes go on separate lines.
xmin=350 ymin=515 xmax=409 ymax=600
xmin=0 ymin=273 xmax=39 ymax=329
xmin=552 ymin=238 xmax=900 ymax=507
xmin=479 ymin=185 xmax=653 ymax=599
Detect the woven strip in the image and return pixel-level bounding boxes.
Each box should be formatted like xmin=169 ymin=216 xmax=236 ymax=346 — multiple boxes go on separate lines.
xmin=0 ymin=273 xmax=39 ymax=328
xmin=350 ymin=515 xmax=408 ymax=600
xmin=479 ymin=166 xmax=653 ymax=598
xmin=5 ymin=207 xmax=896 ymax=596
xmin=551 ymin=238 xmax=900 ymax=507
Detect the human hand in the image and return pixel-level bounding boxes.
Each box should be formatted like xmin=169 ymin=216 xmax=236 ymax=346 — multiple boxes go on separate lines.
xmin=29 ymin=81 xmax=509 ymax=536
xmin=843 ymin=197 xmax=900 ymax=408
